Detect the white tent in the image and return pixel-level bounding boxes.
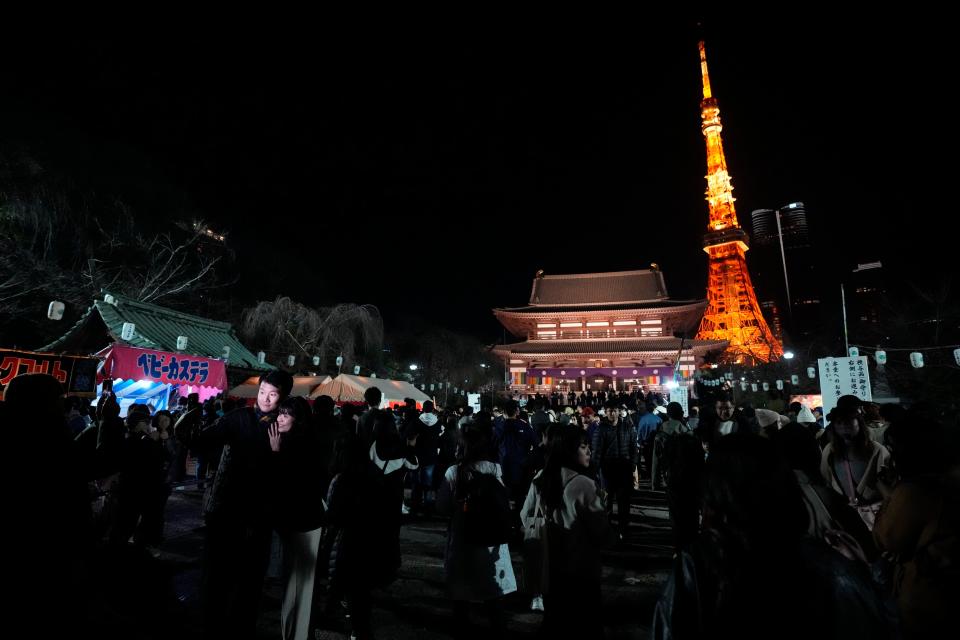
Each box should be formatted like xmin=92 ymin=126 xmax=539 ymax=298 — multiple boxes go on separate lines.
xmin=308 ymin=374 xmax=432 ymax=407
xmin=228 ymin=375 xmax=330 ymax=399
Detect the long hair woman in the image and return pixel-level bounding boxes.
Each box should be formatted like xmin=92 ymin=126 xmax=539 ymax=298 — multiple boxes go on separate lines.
xmin=268 ymin=395 xmax=326 ymax=640
xmin=529 ymin=423 xmax=616 ymax=637
xmin=820 ymin=399 xmax=891 ymax=529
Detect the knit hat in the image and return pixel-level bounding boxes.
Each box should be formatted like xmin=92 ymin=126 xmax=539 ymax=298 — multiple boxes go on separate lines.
xmin=796 ymin=406 xmax=817 ymax=424
xmin=564 ymin=406 xmax=575 ymax=415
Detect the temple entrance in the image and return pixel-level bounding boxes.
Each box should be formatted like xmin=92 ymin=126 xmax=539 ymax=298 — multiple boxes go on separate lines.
xmin=584 ymin=375 xmax=613 ymax=392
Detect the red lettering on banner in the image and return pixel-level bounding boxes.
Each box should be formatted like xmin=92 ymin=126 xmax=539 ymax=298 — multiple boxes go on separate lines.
xmin=0 ymin=357 xmax=21 ymax=385
xmin=37 ymin=361 xmax=50 ymax=375
xmin=21 ymin=359 xmax=38 ymax=374
xmin=50 ymin=361 xmax=68 ymax=384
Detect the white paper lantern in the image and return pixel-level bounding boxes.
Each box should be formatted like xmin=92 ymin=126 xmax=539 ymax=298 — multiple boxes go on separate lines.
xmin=257 ymin=351 xmax=266 ymax=364
xmin=580 ymin=370 xmax=586 ymax=376
xmin=848 ymin=346 xmax=859 ymax=357
xmin=910 ymin=352 xmax=924 ymax=368
xmin=740 ymin=381 xmax=748 ymax=391
xmin=430 ymin=383 xmax=435 ymax=391
xmin=47 ymin=301 xmax=65 ymax=320
xmin=287 ymin=355 xmax=296 ymax=367
xmin=312 ymin=356 xmax=320 ymax=366
xmin=875 ymin=350 xmax=887 ymax=365
xmin=353 ymin=365 xmax=361 ymax=375
xmin=807 ymin=367 xmax=816 ymax=379
xmin=371 ymin=373 xmax=377 ymax=378
xmin=177 ymin=335 xmax=189 ymax=350
xmin=221 ymin=346 xmax=230 ymax=361
xmin=791 ymin=374 xmax=799 ymax=385
xmin=612 ymin=370 xmax=618 ymax=375
xmin=560 ymin=370 xmax=566 ymax=376
xmin=751 ymin=383 xmax=758 ymax=392
xmin=335 ymin=355 xmax=344 ymax=367
xmin=121 ymin=322 xmax=136 ymax=340
xmin=776 ymin=380 xmax=783 ymax=390
xmin=762 ymin=382 xmax=770 ymax=391
xmin=632 ymin=369 xmax=638 ymax=375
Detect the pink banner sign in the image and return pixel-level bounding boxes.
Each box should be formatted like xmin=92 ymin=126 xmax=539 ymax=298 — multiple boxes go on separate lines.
xmin=101 ymin=344 xmax=228 ymax=390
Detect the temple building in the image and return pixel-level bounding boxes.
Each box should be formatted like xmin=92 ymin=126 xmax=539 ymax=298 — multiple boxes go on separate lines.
xmin=493 ymin=268 xmax=727 ymax=393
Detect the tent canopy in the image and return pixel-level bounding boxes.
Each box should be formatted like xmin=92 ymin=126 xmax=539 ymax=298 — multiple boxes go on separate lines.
xmin=228 ymin=375 xmax=330 ymax=399
xmin=308 ymin=374 xmax=431 ymax=407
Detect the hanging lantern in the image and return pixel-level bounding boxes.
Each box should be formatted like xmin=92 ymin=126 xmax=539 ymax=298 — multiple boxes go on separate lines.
xmin=353 ymin=365 xmax=361 ymax=375
xmin=740 ymin=381 xmax=748 ymax=391
xmin=580 ymin=370 xmax=586 ymax=375
xmin=910 ymin=352 xmax=924 ymax=368
xmin=848 ymin=346 xmax=859 ymax=357
xmin=287 ymin=355 xmax=296 ymax=367
xmin=257 ymin=351 xmax=266 ymax=364
xmin=47 ymin=301 xmax=65 ymax=320
xmin=221 ymin=346 xmax=231 ymax=360
xmin=121 ymin=322 xmax=136 ymax=341
xmin=791 ymin=374 xmax=799 ymax=385
xmin=954 ymin=348 xmax=960 ymax=366
xmin=776 ymin=380 xmax=783 ymax=390
xmin=177 ymin=335 xmax=189 ymax=350
xmin=335 ymin=355 xmax=344 ymax=367
xmin=762 ymin=382 xmax=770 ymax=391
xmin=875 ymin=350 xmax=887 ymax=365
xmin=751 ymin=383 xmax=758 ymax=392
xmin=370 ymin=373 xmax=377 ymax=378
xmin=807 ymin=367 xmax=816 ymax=379
xmin=312 ymin=356 xmax=320 ymax=366
xmin=430 ymin=383 xmax=435 ymax=391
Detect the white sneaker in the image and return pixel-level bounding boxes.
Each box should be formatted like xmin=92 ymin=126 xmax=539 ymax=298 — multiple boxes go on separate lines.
xmin=530 ymin=595 xmax=544 ymax=612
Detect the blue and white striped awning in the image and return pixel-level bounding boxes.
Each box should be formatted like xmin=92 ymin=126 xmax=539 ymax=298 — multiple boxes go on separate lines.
xmin=91 ymin=378 xmax=172 ymax=416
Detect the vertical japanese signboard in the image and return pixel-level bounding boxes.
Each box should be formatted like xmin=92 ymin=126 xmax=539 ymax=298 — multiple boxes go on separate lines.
xmin=669 ymin=386 xmax=690 ymax=418
xmin=817 ymin=356 xmax=872 ymax=419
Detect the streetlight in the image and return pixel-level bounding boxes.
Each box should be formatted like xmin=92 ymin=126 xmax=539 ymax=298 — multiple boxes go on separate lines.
xmin=409 ymin=364 xmax=418 ymax=371
xmin=783 ymin=351 xmax=794 ymax=360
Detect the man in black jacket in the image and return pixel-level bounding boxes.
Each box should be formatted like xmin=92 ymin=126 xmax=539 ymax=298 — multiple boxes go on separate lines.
xmin=192 ymin=370 xmax=293 ymax=640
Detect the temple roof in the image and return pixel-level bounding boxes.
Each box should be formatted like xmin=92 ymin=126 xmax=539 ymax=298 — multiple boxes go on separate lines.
xmin=493 ymin=337 xmax=728 ymax=356
xmin=526 ymin=269 xmax=668 ymax=307
xmin=39 ymin=293 xmax=272 ymax=372
xmin=496 ymin=299 xmax=703 ymax=314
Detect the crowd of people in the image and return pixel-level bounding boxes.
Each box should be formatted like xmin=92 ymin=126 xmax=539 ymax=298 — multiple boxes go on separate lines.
xmin=5 ymin=370 xmax=958 ymax=639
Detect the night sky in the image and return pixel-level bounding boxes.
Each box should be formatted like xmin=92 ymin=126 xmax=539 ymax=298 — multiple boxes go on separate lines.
xmin=2 ymin=15 xmax=953 ymax=342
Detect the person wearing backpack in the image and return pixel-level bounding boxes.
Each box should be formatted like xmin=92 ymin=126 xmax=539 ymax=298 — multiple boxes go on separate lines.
xmin=436 ymin=423 xmax=517 ymax=635
xmin=529 ymin=423 xmax=616 ymax=637
xmin=592 ymin=400 xmax=639 ymax=538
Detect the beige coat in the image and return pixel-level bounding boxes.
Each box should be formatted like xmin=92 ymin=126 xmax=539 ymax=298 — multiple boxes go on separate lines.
xmin=820 ymin=441 xmax=891 ymax=505
xmin=523 ymin=468 xmax=617 ymax=587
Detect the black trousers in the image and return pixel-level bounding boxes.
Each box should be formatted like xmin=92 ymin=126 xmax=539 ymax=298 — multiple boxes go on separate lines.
xmin=601 ymin=459 xmax=635 ymax=535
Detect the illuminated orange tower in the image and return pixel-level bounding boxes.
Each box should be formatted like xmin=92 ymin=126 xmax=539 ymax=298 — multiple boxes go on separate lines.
xmin=694 ymin=41 xmax=783 ymax=364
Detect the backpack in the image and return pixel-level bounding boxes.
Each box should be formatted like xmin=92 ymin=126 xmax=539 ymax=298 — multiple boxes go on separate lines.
xmin=459 ymin=468 xmax=513 ymax=547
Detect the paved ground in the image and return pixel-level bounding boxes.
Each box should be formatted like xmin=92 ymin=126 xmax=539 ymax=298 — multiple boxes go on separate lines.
xmin=89 ymin=481 xmax=674 ymax=639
